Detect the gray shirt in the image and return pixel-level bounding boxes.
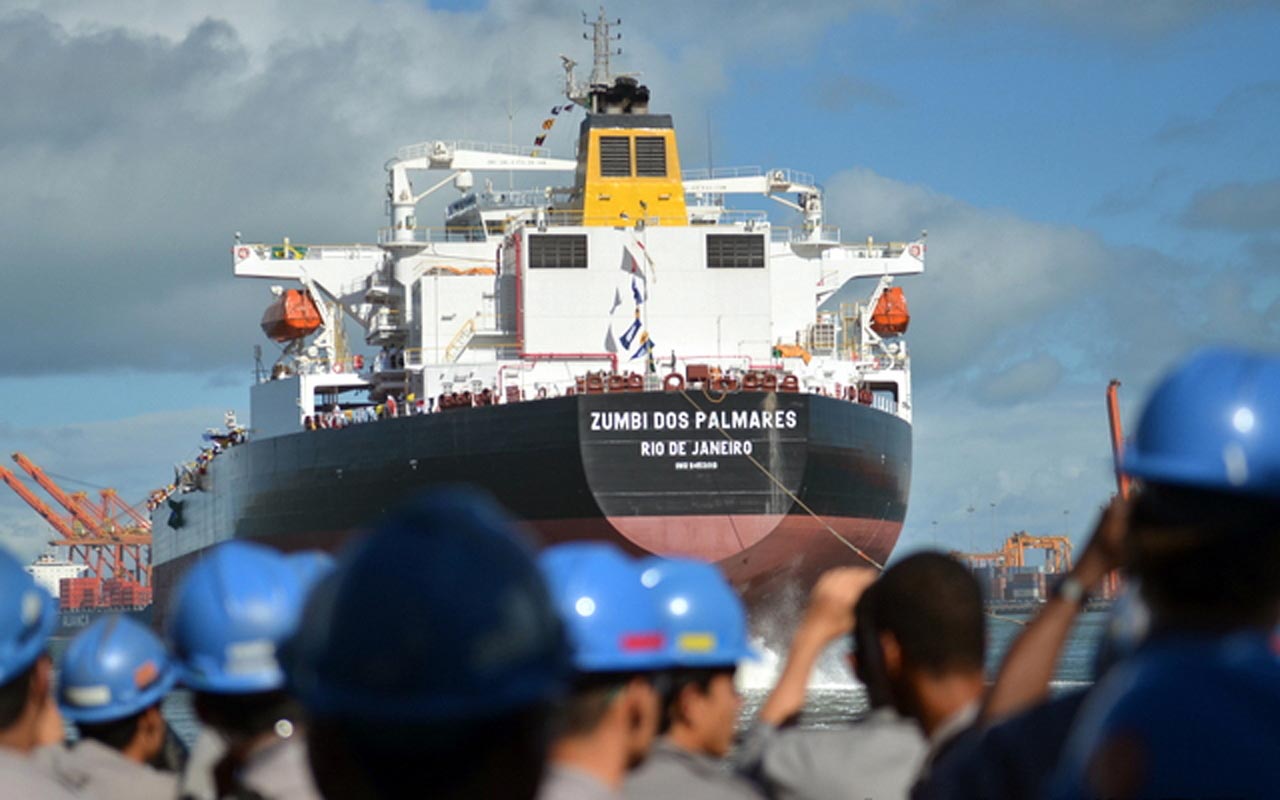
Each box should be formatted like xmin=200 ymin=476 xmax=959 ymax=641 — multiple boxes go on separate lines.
xmin=538 ymin=763 xmax=623 ymax=800
xmin=0 ymin=746 xmax=88 ymax=799
xmin=34 ymin=739 xmax=175 ymax=800
xmin=237 ymin=735 xmax=321 ymax=800
xmin=737 ymin=708 xmax=928 ymax=800
xmin=626 ymin=738 xmax=764 ymax=800
xmin=178 ymin=726 xmax=321 ymax=800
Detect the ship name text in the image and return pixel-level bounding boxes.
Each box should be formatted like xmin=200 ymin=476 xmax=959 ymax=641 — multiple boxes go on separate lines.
xmin=588 ymin=409 xmax=798 ymax=432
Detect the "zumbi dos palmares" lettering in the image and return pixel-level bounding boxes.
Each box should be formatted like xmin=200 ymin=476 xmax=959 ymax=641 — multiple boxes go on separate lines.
xmin=588 ymin=409 xmax=799 ymax=432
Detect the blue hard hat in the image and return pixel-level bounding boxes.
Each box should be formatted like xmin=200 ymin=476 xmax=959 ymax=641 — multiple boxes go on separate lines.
xmin=285 ymin=550 xmax=336 ymax=595
xmin=1123 ymin=347 xmax=1280 ymax=498
xmin=283 ymin=488 xmax=571 ymax=723
xmin=58 ymin=615 xmax=178 ymax=724
xmin=0 ymin=548 xmax=57 ymax=685
xmin=539 ymin=542 xmax=671 ymax=673
xmin=167 ymin=540 xmax=304 ymax=694
xmin=639 ymin=557 xmax=758 ymax=668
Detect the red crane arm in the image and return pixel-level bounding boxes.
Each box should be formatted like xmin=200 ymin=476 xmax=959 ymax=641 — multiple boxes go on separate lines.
xmin=0 ymin=464 xmax=81 ymax=540
xmin=11 ymin=453 xmax=110 ymax=536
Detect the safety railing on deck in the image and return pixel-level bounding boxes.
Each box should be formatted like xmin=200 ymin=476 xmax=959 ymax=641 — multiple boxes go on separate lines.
xmin=396 ymin=139 xmax=563 ymax=162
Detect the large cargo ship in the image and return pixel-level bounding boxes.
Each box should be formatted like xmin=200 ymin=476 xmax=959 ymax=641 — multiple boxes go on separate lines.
xmin=150 ymin=11 xmax=926 ymax=622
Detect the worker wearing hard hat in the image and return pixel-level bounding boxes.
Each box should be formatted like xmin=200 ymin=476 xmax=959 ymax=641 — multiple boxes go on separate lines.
xmin=168 ymin=540 xmax=321 ymax=800
xmin=283 ymin=489 xmax=572 ymax=800
xmin=0 ymin=546 xmax=83 ymax=798
xmin=537 ymin=543 xmax=675 ymax=800
xmin=38 ymin=616 xmax=180 ymax=799
xmin=625 ymin=557 xmax=765 ymax=800
xmin=1054 ymin=347 xmax=1280 ymax=797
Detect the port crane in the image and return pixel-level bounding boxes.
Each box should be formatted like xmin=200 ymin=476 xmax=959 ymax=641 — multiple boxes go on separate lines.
xmin=952 ymin=531 xmax=1074 ymax=573
xmin=0 ymin=453 xmax=151 ymax=585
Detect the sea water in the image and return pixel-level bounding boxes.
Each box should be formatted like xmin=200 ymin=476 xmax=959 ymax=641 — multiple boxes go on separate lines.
xmin=736 ymin=612 xmax=1105 ymax=730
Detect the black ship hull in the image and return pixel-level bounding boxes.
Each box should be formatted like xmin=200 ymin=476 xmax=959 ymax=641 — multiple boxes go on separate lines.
xmin=152 ymin=391 xmax=911 ymax=625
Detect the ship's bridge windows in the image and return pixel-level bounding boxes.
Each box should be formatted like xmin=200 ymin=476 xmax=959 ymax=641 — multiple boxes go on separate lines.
xmin=635 ymin=136 xmax=668 ymax=177
xmin=599 ymin=136 xmax=632 ymax=177
xmin=529 ymin=234 xmax=589 ymax=269
xmin=706 ymin=234 xmax=766 ymax=269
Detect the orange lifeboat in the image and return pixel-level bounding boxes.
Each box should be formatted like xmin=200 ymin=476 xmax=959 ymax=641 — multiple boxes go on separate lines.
xmin=871 ymin=287 xmax=910 ymax=337
xmin=260 ymin=289 xmax=322 ymax=342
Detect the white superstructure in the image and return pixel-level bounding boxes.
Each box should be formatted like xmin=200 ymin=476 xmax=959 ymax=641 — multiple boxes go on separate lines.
xmin=234 ymin=11 xmax=925 ymax=440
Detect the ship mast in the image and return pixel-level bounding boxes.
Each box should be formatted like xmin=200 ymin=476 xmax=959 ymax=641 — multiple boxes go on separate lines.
xmin=563 ymin=8 xmax=625 ymax=113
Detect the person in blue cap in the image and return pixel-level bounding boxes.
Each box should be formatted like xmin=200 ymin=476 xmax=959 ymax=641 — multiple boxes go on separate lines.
xmin=38 ymin=615 xmax=180 ymax=799
xmin=283 ymin=489 xmax=571 ymax=800
xmin=167 ymin=539 xmax=321 ymax=799
xmin=537 ymin=542 xmax=674 ymax=800
xmin=1054 ymin=346 xmax=1280 ymax=798
xmin=0 ymin=546 xmax=83 ymax=798
xmin=624 ymin=557 xmax=764 ymax=800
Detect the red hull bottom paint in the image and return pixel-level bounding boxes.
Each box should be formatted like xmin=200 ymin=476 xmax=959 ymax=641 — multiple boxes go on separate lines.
xmin=531 ymin=514 xmax=900 ymax=606
xmin=151 ymin=515 xmax=900 ymax=629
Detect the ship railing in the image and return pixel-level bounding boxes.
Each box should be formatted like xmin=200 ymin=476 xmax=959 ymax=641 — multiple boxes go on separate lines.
xmin=686 ymin=210 xmax=769 ymax=227
xmin=378 ymin=226 xmax=494 ymax=244
xmin=872 ymin=394 xmax=898 ymax=415
xmin=474 ymin=189 xmax=551 ymax=209
xmin=841 ymin=239 xmax=911 ymax=258
xmin=254 ymin=243 xmax=381 ymax=260
xmin=771 ymin=225 xmax=843 ymax=244
xmin=396 ymin=139 xmax=557 ymax=162
xmin=682 ymin=166 xmax=818 ymax=187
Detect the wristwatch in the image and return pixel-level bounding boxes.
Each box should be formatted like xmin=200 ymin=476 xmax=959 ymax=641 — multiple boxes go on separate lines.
xmin=1052 ymin=574 xmax=1088 ymax=606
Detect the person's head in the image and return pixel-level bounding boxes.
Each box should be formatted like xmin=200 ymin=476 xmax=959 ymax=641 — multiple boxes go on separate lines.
xmin=540 ymin=543 xmax=673 ymax=769
xmin=283 ymin=488 xmax=570 ymax=800
xmin=166 ymin=539 xmax=306 ymax=741
xmin=1122 ymin=347 xmax=1280 ymax=631
xmin=0 ymin=548 xmax=58 ymax=751
xmin=640 ymin=557 xmax=755 ymax=757
xmin=855 ymin=552 xmax=985 ymax=733
xmin=58 ymin=615 xmax=178 ymax=764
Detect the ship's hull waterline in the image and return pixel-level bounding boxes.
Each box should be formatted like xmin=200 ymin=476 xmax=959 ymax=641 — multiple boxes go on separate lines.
xmin=152 ymin=391 xmax=910 ymax=622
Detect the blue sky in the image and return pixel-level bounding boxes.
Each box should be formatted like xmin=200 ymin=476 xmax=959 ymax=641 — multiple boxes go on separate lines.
xmin=1 ymin=0 xmax=1277 ymax=564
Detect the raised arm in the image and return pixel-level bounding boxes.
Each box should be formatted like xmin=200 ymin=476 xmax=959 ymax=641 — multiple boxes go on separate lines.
xmin=982 ymin=497 xmax=1128 ymax=722
xmin=759 ymin=567 xmax=878 ymax=726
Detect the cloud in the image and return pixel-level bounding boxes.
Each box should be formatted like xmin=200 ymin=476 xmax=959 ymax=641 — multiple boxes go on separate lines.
xmin=824 ymin=168 xmax=1111 ymax=381
xmin=951 ymin=0 xmax=1280 ymax=39
xmin=812 ymin=74 xmax=902 ymax=113
xmin=899 ymin=379 xmax=1120 ymax=555
xmin=0 ymin=0 xmax=873 ymax=380
xmin=1153 ymin=81 xmax=1280 ymax=145
xmin=1179 ymin=179 xmax=1280 ymax=233
xmin=973 ymin=353 xmax=1064 ymax=405
xmin=1089 ymin=168 xmax=1181 ymax=218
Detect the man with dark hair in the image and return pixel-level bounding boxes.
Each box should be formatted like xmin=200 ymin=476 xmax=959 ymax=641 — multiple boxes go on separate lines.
xmin=40 ymin=615 xmax=179 ymax=798
xmin=856 ymin=552 xmax=987 ymax=793
xmin=0 ymin=547 xmax=83 ymax=798
xmin=742 ymin=567 xmax=926 ymax=800
xmin=625 ymin=558 xmax=763 ymax=800
xmin=1055 ymin=347 xmax=1280 ymax=797
xmin=538 ymin=543 xmax=674 ymax=800
xmin=283 ymin=489 xmax=571 ymax=800
xmin=168 ymin=540 xmax=320 ymax=799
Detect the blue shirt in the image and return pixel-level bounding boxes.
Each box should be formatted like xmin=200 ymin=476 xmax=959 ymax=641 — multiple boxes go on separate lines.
xmin=1053 ymin=630 xmax=1280 ymax=799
